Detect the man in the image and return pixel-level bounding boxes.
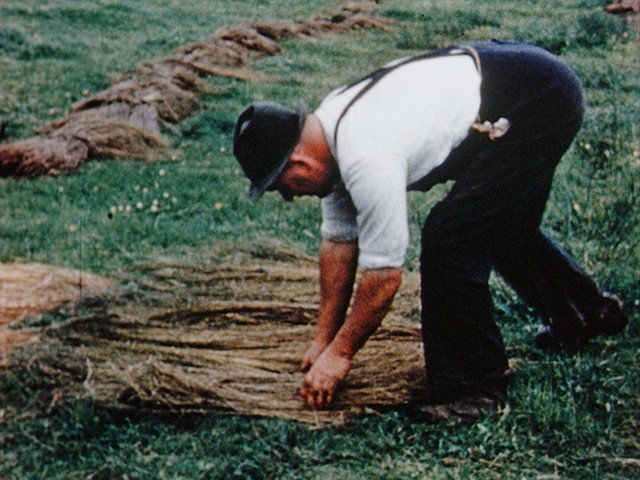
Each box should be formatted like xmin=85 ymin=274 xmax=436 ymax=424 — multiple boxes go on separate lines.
xmin=232 ymin=41 xmax=628 ymax=420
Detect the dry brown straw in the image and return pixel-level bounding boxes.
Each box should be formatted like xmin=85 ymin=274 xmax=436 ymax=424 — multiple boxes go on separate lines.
xmin=11 ymin=245 xmax=427 ymax=427
xmin=0 ymin=263 xmax=114 ymax=371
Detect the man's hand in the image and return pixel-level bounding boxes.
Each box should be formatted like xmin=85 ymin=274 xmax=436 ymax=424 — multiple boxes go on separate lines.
xmin=300 ymin=338 xmax=330 ymax=373
xmin=299 ymin=349 xmax=351 ymax=409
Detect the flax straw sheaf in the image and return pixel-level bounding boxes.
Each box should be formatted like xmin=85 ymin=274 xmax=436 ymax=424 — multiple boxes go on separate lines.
xmin=0 ymin=263 xmax=115 ymax=371
xmin=18 ymin=245 xmax=425 ymax=426
xmin=0 ymin=1 xmax=391 ymax=178
xmin=0 ymin=263 xmax=115 ymax=324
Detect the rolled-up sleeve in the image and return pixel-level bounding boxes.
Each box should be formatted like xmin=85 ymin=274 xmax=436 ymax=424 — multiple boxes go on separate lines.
xmin=321 ymin=185 xmax=359 ymax=242
xmin=322 ymin=155 xmax=409 ymax=270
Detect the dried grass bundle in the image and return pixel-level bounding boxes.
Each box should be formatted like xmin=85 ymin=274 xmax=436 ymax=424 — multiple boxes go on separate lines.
xmin=44 ymin=104 xmax=165 ymax=159
xmin=175 ymin=39 xmax=249 ymax=68
xmin=66 ymin=121 xmax=167 ymax=160
xmin=0 ymin=262 xmax=114 ymax=371
xmin=48 ymin=103 xmax=161 ymax=136
xmin=252 ymin=4 xmax=392 ymax=41
xmin=15 ymin=245 xmax=425 ymax=426
xmin=605 ymin=0 xmax=640 ymax=14
xmin=68 ymin=77 xmax=204 ymax=124
xmin=132 ymin=60 xmax=214 ymax=94
xmin=0 ymin=136 xmax=89 ymax=177
xmin=32 ymin=302 xmax=424 ymax=426
xmin=215 ymin=26 xmax=282 ymax=56
xmin=0 ymin=262 xmax=115 ymax=324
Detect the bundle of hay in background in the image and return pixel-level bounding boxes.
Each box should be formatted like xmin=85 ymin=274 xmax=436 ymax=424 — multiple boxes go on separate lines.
xmin=605 ymin=0 xmax=639 ymax=14
xmin=14 ymin=245 xmax=426 ymax=426
xmin=0 ymin=1 xmax=391 ymax=178
xmin=0 ymin=263 xmax=114 ymax=322
xmin=0 ymin=263 xmax=114 ymax=371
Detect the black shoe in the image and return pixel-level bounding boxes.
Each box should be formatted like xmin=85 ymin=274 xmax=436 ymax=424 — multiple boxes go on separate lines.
xmin=407 ymin=370 xmax=512 ymax=423
xmin=535 ymin=293 xmax=628 ymax=351
xmin=407 ymin=394 xmax=501 ymax=424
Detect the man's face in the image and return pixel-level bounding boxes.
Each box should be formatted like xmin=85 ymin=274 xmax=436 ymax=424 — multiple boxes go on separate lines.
xmin=271 ymin=159 xmax=335 ymax=202
xmin=272 ymin=164 xmax=298 ymax=201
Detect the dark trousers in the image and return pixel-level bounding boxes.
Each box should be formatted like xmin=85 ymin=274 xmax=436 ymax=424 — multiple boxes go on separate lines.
xmin=417 ymin=41 xmax=604 ymax=395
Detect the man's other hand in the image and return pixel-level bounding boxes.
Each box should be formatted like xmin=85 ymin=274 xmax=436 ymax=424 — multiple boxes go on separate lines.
xmin=299 ymin=349 xmax=351 ymax=409
xmin=300 ymin=338 xmax=330 ymax=373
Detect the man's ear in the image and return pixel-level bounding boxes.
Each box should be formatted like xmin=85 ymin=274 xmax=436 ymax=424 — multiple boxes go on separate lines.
xmin=288 ymin=150 xmax=315 ymax=171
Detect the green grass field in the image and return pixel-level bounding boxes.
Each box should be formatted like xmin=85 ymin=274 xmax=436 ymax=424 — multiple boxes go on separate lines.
xmin=1 ymin=1 xmax=639 ymax=478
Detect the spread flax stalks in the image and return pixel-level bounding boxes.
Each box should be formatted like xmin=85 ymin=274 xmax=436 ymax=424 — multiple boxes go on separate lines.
xmin=0 ymin=1 xmax=391 ymax=178
xmin=4 ymin=245 xmax=428 ymax=427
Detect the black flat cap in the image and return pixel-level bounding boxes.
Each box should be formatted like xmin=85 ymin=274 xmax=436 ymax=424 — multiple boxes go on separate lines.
xmin=233 ymin=101 xmax=307 ymax=200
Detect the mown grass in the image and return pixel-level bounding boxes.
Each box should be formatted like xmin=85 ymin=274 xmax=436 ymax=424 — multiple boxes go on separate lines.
xmin=1 ymin=0 xmax=639 ymax=479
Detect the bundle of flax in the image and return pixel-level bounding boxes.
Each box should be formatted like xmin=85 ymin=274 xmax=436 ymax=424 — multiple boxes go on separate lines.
xmin=43 ymin=302 xmax=425 ymax=426
xmin=0 ymin=1 xmax=391 ymax=178
xmin=605 ymin=0 xmax=639 ymax=14
xmin=23 ymin=246 xmax=426 ymax=426
xmin=38 ymin=302 xmax=424 ymax=425
xmin=0 ymin=262 xmax=114 ymax=370
xmin=0 ymin=262 xmax=114 ymax=323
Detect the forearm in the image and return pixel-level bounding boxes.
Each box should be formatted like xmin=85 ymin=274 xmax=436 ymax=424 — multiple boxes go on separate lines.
xmin=300 ymin=264 xmax=402 ymax=408
xmin=328 ymin=266 xmax=402 ymax=360
xmin=315 ymin=238 xmax=358 ymax=344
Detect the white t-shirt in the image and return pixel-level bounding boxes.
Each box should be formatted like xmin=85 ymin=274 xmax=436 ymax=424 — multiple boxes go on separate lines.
xmin=314 ymin=54 xmax=481 ymax=270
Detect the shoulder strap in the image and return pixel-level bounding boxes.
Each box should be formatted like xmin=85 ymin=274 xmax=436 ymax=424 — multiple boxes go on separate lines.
xmin=332 ymin=45 xmax=481 ymax=151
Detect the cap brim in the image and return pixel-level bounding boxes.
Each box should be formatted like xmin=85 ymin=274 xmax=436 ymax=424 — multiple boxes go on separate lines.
xmin=249 ymin=100 xmax=308 ymax=201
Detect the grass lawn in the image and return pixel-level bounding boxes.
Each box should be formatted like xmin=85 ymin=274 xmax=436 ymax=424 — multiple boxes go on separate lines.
xmin=1 ymin=0 xmax=639 ymax=478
